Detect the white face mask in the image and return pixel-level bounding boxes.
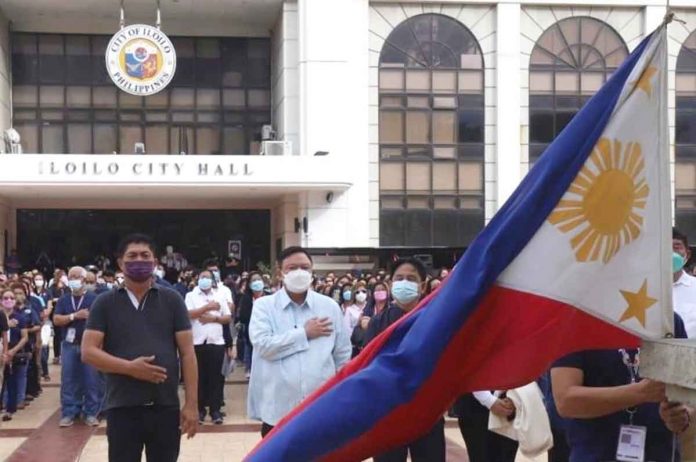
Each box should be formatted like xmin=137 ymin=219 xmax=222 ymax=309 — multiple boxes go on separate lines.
xmin=35 ymin=280 xmax=45 ymax=289
xmin=355 ymin=292 xmax=368 ymax=304
xmin=283 ymin=269 xmax=313 ymax=294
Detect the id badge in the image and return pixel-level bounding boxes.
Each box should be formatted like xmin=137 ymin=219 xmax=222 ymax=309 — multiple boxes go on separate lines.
xmin=616 ymin=425 xmax=647 ymax=462
xmin=65 ymin=327 xmax=76 ymax=344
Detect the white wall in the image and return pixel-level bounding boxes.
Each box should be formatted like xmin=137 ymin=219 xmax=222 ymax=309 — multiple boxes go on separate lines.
xmin=0 ymin=6 xmax=10 ymax=136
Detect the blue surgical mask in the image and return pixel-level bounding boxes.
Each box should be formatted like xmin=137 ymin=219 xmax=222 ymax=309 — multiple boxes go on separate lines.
xmin=250 ymin=280 xmax=264 ymax=292
xmin=67 ymin=280 xmax=83 ymax=292
xmin=391 ymin=280 xmax=420 ymax=304
xmin=342 ymin=290 xmax=352 ymax=301
xmin=198 ymin=277 xmax=213 ymax=291
xmin=673 ymin=252 xmax=686 ymax=273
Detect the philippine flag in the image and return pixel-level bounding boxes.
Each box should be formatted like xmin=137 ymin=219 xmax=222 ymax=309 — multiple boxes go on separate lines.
xmin=245 ymin=23 xmax=671 ymax=462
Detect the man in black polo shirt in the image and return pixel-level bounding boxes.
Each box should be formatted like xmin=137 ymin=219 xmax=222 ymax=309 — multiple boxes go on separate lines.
xmin=82 ymin=233 xmax=198 ymax=462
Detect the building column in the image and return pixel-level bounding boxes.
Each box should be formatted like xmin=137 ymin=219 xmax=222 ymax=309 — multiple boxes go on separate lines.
xmin=644 ymin=5 xmax=667 ymax=33
xmin=297 ymin=0 xmax=370 ymax=248
xmin=0 ymin=6 xmax=11 ymax=135
xmin=495 ymin=3 xmax=522 ymax=207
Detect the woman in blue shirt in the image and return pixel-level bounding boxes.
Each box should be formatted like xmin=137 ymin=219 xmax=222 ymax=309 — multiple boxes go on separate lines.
xmin=1 ymin=289 xmax=29 ymax=421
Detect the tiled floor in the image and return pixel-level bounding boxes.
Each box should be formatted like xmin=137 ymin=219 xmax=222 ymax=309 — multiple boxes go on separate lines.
xmin=0 ymin=362 xmax=547 ymax=462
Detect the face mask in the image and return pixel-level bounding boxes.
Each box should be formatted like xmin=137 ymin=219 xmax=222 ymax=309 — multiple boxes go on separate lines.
xmin=124 ymin=261 xmax=154 ymax=282
xmin=154 ymin=269 xmax=165 ymax=279
xmin=198 ymin=277 xmax=213 ymax=291
xmin=67 ymin=280 xmax=83 ymax=292
xmin=342 ymin=290 xmax=352 ymax=301
xmin=374 ymin=290 xmax=388 ymax=302
xmin=85 ymin=283 xmax=96 ymax=293
xmin=116 ymin=277 xmax=124 ymax=285
xmin=250 ymin=280 xmax=264 ymax=292
xmin=212 ymin=271 xmax=221 ymax=282
xmin=34 ymin=280 xmax=44 ymax=289
xmin=673 ymin=252 xmax=686 ymax=273
xmin=391 ymin=280 xmax=420 ymax=305
xmin=2 ymin=299 xmax=15 ymax=309
xmin=106 ymin=283 xmax=114 ymax=290
xmin=284 ymin=269 xmax=312 ymax=294
xmin=355 ymin=292 xmax=368 ymax=303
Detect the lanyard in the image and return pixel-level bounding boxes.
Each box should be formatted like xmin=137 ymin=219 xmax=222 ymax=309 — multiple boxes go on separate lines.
xmin=71 ymin=296 xmax=85 ymax=313
xmin=619 ymin=348 xmax=640 ymax=424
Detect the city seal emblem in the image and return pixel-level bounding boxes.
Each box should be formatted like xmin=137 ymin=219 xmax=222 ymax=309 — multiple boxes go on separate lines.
xmin=105 ymin=24 xmax=176 ymax=96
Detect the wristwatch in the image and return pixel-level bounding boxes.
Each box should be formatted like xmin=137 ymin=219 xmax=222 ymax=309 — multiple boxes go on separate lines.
xmin=69 ymin=313 xmax=75 ymax=322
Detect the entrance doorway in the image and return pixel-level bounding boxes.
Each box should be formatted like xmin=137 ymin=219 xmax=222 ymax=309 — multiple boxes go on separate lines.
xmin=17 ymin=209 xmax=271 ymax=274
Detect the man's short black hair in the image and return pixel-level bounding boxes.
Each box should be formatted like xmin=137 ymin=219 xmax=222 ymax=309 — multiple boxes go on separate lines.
xmin=203 ymin=258 xmax=219 ymax=269
xmin=102 ymin=270 xmax=115 ymax=278
xmin=390 ymin=257 xmax=427 ymax=281
xmin=117 ymin=233 xmax=157 ymax=258
xmin=674 ymin=227 xmax=689 ymax=248
xmin=277 ymin=246 xmax=313 ymax=265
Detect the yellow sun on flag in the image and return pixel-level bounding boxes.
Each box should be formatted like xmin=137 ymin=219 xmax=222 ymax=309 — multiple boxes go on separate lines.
xmin=548 ymin=137 xmax=649 ymax=263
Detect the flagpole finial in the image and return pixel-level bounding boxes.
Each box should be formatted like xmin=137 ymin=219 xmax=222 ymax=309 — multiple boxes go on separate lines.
xmin=663 ymin=10 xmax=687 ymax=26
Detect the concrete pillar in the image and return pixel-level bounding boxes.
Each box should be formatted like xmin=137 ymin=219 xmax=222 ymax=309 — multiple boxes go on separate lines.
xmin=495 ymin=3 xmax=522 ymax=207
xmin=272 ymin=194 xmax=301 ymax=258
xmin=298 ymin=0 xmax=370 ymax=248
xmin=0 ymin=6 xmax=11 ymax=134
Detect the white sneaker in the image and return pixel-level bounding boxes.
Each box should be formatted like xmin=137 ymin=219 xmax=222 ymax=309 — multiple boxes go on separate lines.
xmin=59 ymin=417 xmax=74 ymax=427
xmin=85 ymin=416 xmax=99 ymax=427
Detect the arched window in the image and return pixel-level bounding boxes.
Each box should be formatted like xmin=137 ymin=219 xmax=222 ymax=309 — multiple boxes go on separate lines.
xmin=675 ymin=29 xmax=696 ymax=233
xmin=378 ymin=14 xmax=484 ymax=247
xmin=529 ymin=17 xmax=628 ymax=162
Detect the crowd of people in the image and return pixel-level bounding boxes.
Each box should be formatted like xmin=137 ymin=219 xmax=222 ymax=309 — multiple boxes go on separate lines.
xmin=1 ymin=230 xmax=696 ymax=461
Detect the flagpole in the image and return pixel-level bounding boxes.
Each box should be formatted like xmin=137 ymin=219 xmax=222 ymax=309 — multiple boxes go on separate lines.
xmin=640 ymin=11 xmax=696 ymax=407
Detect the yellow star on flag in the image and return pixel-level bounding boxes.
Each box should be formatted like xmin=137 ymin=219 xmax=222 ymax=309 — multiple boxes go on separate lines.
xmin=618 ymin=279 xmax=657 ymax=328
xmin=631 ymin=66 xmax=657 ymax=97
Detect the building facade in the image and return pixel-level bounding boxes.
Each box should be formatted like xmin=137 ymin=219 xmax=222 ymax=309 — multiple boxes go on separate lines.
xmin=0 ymin=0 xmax=694 ymax=271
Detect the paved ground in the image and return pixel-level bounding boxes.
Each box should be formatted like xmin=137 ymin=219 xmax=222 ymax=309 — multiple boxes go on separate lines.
xmin=0 ymin=362 xmax=548 ymax=461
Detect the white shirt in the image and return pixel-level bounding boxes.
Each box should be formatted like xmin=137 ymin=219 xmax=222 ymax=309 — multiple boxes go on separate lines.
xmin=217 ymin=284 xmax=234 ymax=309
xmin=185 ymin=286 xmax=232 ymax=345
xmin=343 ymin=303 xmax=364 ymax=336
xmin=247 ymin=289 xmax=352 ymax=425
xmin=473 ymin=390 xmax=500 ymax=409
xmin=673 ymin=271 xmax=696 ymax=338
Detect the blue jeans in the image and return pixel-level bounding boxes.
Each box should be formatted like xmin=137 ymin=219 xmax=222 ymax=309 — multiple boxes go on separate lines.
xmin=4 ymin=363 xmax=27 ymax=414
xmin=60 ymin=342 xmax=103 ymax=419
xmin=16 ymin=359 xmax=28 ymax=404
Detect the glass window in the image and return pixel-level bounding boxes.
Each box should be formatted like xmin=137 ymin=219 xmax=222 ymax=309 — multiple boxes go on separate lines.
xmin=11 ymin=33 xmax=271 ymax=154
xmin=378 ymin=14 xmax=485 ymax=246
xmin=675 ymin=30 xmax=696 ymax=236
xmin=529 ymin=18 xmax=628 ymax=163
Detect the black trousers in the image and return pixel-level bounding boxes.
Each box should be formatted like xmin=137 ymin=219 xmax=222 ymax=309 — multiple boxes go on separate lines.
xmin=373 ymin=418 xmax=446 ymax=462
xmin=106 ymin=406 xmax=180 ymax=462
xmin=194 ymin=344 xmax=225 ymax=414
xmin=458 ymin=412 xmax=518 ymax=462
xmin=26 ymin=352 xmax=41 ymax=396
xmin=53 ymin=327 xmax=62 ymax=359
xmin=261 ymin=422 xmax=274 ymax=438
